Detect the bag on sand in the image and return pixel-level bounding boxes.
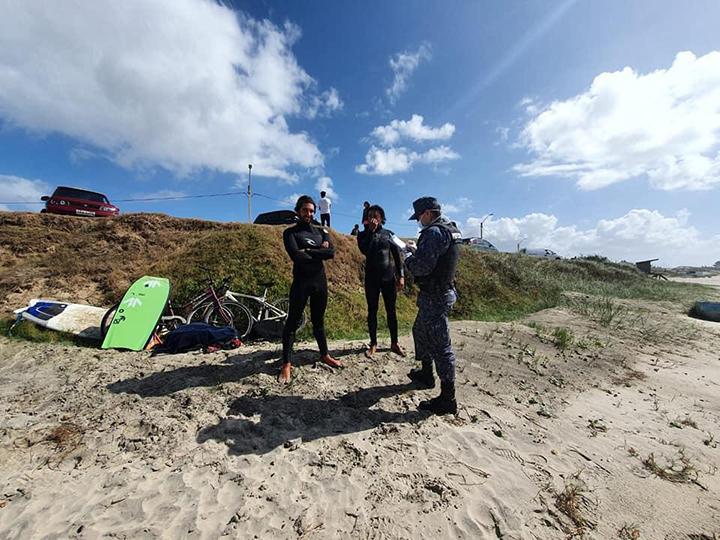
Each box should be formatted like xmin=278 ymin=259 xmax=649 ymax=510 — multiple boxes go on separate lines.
xmin=153 ymin=323 xmax=241 ymax=354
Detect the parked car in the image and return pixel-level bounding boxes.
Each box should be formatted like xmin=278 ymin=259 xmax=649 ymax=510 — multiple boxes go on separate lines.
xmin=254 ymin=210 xmax=320 ymax=226
xmin=520 ymin=248 xmax=561 ymax=260
xmin=253 ymin=210 xmax=298 ymax=225
xmin=462 ymin=237 xmax=498 ymax=252
xmin=41 ymin=186 xmax=119 ymax=217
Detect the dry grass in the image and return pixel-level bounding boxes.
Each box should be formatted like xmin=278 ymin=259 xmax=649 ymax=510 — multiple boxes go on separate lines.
xmin=3 ymin=211 xmax=719 ymax=342
xmin=554 ymin=472 xmax=596 ymax=536
xmin=669 ymin=416 xmax=699 ymax=430
xmin=617 ymin=523 xmax=641 ymax=539
xmin=587 ymin=418 xmax=608 ymax=436
xmin=613 ymin=369 xmax=647 ymax=387
xmin=642 ymin=449 xmax=698 ymax=484
xmin=45 ymin=422 xmax=83 ymax=453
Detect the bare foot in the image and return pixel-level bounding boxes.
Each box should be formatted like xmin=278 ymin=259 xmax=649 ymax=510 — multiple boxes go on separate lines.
xmin=320 ymin=354 xmax=343 ymax=368
xmin=277 ymin=362 xmax=292 ymax=384
xmin=390 ymin=343 xmax=406 ymax=357
xmin=364 ymin=344 xmax=377 ymax=359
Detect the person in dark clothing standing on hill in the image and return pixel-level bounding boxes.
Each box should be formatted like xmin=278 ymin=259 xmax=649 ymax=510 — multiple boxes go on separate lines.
xmin=279 ymin=195 xmax=341 ymax=383
xmin=357 ymin=205 xmax=406 ymax=359
xmin=404 ymin=197 xmax=462 ymax=415
xmin=361 ymin=201 xmax=370 ymax=228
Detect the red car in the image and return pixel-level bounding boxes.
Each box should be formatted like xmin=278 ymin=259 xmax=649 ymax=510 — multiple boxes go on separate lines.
xmin=41 ymin=186 xmax=120 ymax=217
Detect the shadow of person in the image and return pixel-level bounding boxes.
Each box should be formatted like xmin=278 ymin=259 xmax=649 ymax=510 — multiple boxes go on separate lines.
xmin=106 ymin=348 xmax=323 ymax=397
xmin=196 ymin=383 xmax=425 ymax=456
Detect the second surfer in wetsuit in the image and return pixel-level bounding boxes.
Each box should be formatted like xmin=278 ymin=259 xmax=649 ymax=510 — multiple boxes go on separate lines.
xmin=279 ymin=195 xmax=342 ymax=383
xmin=357 ymin=204 xmax=406 ymax=358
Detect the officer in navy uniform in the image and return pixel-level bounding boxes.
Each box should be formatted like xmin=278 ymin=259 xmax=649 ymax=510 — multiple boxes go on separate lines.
xmin=404 ymin=197 xmax=462 ymax=415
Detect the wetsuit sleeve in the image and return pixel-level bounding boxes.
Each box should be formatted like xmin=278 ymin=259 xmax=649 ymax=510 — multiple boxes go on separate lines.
xmin=387 ymin=231 xmax=404 ymax=279
xmin=356 ymin=229 xmax=374 ymax=255
xmin=405 ymin=226 xmax=449 ymax=277
xmin=283 ymin=228 xmax=312 ymax=262
xmin=307 ymin=228 xmax=335 ymax=260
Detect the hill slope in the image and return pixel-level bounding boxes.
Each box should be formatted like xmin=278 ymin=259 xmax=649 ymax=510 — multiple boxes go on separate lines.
xmin=1 ymin=212 xmax=715 ymax=339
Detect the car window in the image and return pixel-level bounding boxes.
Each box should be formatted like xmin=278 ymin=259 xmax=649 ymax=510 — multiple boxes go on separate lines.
xmin=53 ymin=187 xmax=107 ymax=203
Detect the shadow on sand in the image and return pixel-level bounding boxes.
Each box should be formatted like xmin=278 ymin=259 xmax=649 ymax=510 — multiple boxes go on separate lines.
xmin=196 ymin=383 xmax=426 ymax=456
xmin=106 ymin=346 xmax=362 ymax=397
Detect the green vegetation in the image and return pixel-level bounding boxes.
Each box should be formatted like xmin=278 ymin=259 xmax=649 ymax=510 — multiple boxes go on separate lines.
xmin=552 ymin=327 xmax=574 ymax=351
xmin=0 ymin=318 xmax=96 ymax=347
xmin=2 ymin=212 xmax=719 ymax=343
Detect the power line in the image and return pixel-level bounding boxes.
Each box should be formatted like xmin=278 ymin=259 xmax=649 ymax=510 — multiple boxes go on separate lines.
xmin=116 ymin=190 xmax=248 ymax=202
xmin=254 ymin=191 xmax=417 ymax=230
xmin=2 ymin=188 xmax=420 ymax=230
xmin=0 ymin=190 xmax=248 ymax=205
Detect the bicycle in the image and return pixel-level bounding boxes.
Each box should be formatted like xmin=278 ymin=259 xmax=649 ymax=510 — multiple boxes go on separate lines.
xmin=204 ymin=281 xmax=306 ymax=339
xmin=100 ymin=273 xmax=232 ymax=339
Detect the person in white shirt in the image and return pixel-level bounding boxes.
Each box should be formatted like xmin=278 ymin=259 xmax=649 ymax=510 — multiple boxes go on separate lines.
xmin=318 ymin=191 xmax=332 ymax=227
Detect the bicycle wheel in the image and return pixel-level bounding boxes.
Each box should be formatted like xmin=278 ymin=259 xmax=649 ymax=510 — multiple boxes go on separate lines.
xmin=185 ymin=302 xmax=212 ymax=324
xmin=157 ymin=315 xmax=186 ymax=335
xmin=273 ymin=298 xmax=307 ymax=333
xmin=205 ymin=301 xmax=253 ymax=339
xmin=100 ymin=302 xmax=120 ymax=338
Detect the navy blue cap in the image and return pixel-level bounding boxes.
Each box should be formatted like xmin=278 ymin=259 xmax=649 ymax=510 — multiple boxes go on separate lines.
xmin=408 ymin=197 xmax=441 ymax=220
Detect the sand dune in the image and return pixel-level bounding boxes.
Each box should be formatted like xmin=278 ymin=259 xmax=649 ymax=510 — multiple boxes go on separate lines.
xmin=1 ymin=299 xmax=719 ymax=539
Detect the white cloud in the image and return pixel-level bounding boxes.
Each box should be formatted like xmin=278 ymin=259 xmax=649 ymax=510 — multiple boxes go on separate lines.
xmin=306 ymin=87 xmax=343 ymax=119
xmin=358 ymin=113 xmax=459 ymax=175
xmin=0 ymin=1 xmax=338 ymax=182
xmin=371 ymin=114 xmax=455 ymax=146
xmin=442 ymin=197 xmax=473 ymax=215
xmin=515 ymin=51 xmax=720 ymax=191
xmin=355 ymin=145 xmax=459 ymax=175
xmin=315 ymin=176 xmax=338 ymax=200
xmin=279 ymin=192 xmax=303 ymax=208
xmin=386 ymin=43 xmax=432 ymax=104
xmin=375 ymin=114 xmax=454 ymax=146
xmin=0 ymin=174 xmax=50 ymax=211
xmin=464 ymin=208 xmax=719 ymax=266
xmin=518 ymin=97 xmax=539 ymax=115
xmin=496 ymin=126 xmax=510 ymax=143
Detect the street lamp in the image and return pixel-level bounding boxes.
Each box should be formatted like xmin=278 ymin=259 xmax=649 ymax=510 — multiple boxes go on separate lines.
xmin=247 ymin=164 xmax=252 ymax=223
xmin=480 ymin=212 xmax=493 ymax=240
xmin=517 ymin=235 xmax=527 ymax=253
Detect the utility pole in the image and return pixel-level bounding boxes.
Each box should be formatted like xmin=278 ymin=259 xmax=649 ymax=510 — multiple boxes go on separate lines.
xmin=480 ymin=212 xmax=493 ymax=239
xmin=247 ymin=164 xmax=252 ymax=223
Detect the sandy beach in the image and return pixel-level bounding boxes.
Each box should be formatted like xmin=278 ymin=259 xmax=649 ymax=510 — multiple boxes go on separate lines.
xmin=670 ymin=275 xmax=720 ymax=289
xmin=1 ymin=297 xmax=719 ymax=539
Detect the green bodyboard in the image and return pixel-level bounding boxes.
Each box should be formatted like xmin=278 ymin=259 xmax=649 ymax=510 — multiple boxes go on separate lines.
xmin=101 ymin=276 xmax=170 ymax=351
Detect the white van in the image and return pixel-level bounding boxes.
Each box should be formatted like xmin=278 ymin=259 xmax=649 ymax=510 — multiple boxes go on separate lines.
xmin=462 ymin=237 xmax=498 ymax=252
xmin=520 ymin=248 xmax=561 ymax=260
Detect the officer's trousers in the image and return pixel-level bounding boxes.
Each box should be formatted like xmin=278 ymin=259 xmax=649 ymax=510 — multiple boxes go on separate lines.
xmin=412 ymin=289 xmax=456 ymax=383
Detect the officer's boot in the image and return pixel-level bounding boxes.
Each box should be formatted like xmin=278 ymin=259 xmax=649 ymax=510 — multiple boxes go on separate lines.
xmin=408 ymin=363 xmax=435 ymax=388
xmin=418 ymin=380 xmax=457 ymax=415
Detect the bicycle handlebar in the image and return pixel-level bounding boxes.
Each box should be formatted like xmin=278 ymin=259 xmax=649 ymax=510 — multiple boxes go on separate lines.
xmin=196 ymin=266 xmax=232 ymax=292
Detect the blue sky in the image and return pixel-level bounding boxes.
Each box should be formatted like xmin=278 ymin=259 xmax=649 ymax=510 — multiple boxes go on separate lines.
xmin=1 ymin=0 xmax=719 ymax=266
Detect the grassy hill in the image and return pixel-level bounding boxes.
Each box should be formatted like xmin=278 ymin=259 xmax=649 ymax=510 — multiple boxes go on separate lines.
xmin=1 ymin=212 xmax=717 ymax=341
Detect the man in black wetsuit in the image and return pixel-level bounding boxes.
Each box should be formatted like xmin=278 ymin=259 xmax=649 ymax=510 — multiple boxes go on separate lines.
xmin=357 ymin=205 xmax=406 ymax=359
xmin=279 ymin=195 xmax=342 ymax=384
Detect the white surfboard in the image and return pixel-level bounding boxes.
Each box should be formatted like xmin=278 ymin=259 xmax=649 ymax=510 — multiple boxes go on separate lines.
xmin=14 ymin=299 xmax=108 ymax=340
